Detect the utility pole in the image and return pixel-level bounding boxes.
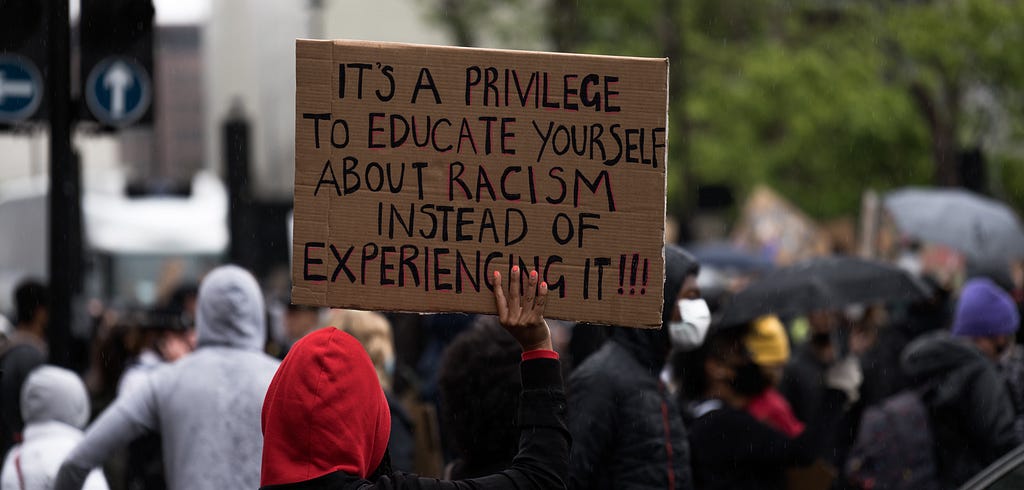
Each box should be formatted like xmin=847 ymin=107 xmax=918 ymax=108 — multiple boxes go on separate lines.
xmin=225 ymin=101 xmax=255 ymax=273
xmin=47 ymin=0 xmax=78 ymax=367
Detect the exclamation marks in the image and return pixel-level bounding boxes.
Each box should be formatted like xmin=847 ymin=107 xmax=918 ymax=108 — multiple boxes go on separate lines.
xmin=618 ymin=255 xmax=626 ymax=295
xmin=617 ymin=254 xmax=649 ymax=296
xmin=641 ymin=258 xmax=648 ymax=295
xmin=629 ymin=254 xmax=639 ymax=295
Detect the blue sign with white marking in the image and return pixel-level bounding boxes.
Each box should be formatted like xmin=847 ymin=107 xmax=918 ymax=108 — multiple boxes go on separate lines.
xmin=85 ymin=56 xmax=152 ymax=127
xmin=0 ymin=55 xmax=43 ymax=123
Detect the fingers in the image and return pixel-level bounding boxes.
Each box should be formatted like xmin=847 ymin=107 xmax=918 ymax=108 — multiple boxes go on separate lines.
xmin=493 ymin=266 xmax=546 ymax=325
xmin=523 ymin=270 xmax=538 ymax=310
xmin=492 ymin=270 xmax=509 ymax=322
xmin=532 ymin=281 xmax=549 ymax=317
xmin=509 ymin=265 xmax=521 ymax=314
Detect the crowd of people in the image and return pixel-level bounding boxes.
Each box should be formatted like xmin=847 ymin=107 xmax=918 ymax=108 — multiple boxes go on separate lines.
xmin=0 ymin=242 xmax=1022 ymax=489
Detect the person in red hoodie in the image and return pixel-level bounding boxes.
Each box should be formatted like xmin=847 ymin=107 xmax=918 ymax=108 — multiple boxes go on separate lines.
xmin=743 ymin=315 xmax=805 ymax=438
xmin=259 ymin=266 xmax=568 ymax=489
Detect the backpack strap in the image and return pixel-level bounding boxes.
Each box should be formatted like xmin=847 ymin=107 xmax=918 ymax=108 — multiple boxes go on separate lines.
xmin=14 ymin=449 xmax=25 ymax=490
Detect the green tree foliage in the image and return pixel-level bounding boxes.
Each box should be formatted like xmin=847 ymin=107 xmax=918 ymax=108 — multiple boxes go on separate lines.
xmin=422 ymin=0 xmax=1024 ymax=219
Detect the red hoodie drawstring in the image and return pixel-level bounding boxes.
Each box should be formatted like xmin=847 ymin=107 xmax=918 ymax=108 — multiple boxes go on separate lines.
xmin=659 ymin=382 xmax=675 ymax=490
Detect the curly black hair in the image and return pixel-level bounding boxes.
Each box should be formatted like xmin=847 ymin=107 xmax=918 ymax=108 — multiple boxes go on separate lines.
xmin=438 ymin=316 xmax=522 ymax=476
xmin=674 ymin=326 xmax=747 ymax=402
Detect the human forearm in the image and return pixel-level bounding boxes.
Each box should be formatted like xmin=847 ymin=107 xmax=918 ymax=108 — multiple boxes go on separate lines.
xmin=56 ymin=400 xmax=152 ymax=490
xmin=507 ymin=356 xmax=569 ymax=488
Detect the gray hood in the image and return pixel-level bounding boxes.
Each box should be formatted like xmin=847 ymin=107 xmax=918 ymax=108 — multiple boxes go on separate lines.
xmin=21 ymin=365 xmax=90 ymax=429
xmin=196 ymin=265 xmax=266 ymax=351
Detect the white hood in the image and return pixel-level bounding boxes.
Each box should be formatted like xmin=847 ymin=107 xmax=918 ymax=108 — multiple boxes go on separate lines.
xmin=20 ymin=366 xmax=90 ymax=430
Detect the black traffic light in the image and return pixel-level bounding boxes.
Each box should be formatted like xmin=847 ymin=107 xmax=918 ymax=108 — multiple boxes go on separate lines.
xmin=0 ymin=0 xmax=49 ymax=124
xmin=80 ymin=0 xmax=154 ymax=128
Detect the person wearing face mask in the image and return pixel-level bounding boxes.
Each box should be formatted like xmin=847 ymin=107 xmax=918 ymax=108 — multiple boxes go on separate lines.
xmin=567 ymin=245 xmax=702 ymax=490
xmin=742 ymin=316 xmax=805 ymax=438
xmin=949 ymin=277 xmax=1024 ymax=439
xmin=683 ymin=326 xmax=861 ymax=490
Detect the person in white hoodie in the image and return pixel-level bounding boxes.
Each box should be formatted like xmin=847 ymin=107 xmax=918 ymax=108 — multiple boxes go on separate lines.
xmin=55 ymin=265 xmax=281 ymax=490
xmin=1 ymin=366 xmax=108 ymax=490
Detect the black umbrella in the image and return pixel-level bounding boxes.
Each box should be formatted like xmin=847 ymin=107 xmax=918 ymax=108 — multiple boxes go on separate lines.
xmin=718 ymin=256 xmax=931 ymax=327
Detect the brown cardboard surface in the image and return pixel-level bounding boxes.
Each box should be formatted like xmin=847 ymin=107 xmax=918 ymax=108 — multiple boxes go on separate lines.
xmin=293 ymin=39 xmax=668 ymax=327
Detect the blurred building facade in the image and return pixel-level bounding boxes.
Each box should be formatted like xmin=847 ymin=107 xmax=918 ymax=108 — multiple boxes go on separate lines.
xmin=0 ymin=0 xmax=454 ymax=314
xmin=203 ymin=0 xmax=448 ymax=201
xmin=121 ymin=25 xmax=204 ymax=192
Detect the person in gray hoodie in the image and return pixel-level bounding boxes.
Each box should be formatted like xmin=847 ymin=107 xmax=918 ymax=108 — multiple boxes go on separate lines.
xmin=1 ymin=365 xmax=108 ymax=490
xmin=55 ymin=265 xmax=280 ymax=490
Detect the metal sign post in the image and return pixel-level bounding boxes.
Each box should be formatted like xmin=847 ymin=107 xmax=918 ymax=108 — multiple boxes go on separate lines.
xmin=47 ymin=0 xmax=76 ymax=368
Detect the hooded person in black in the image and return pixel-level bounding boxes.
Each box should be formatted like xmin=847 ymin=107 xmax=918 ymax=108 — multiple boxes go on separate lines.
xmin=567 ymin=245 xmax=700 ymax=490
xmin=900 ymin=332 xmax=1022 ymax=488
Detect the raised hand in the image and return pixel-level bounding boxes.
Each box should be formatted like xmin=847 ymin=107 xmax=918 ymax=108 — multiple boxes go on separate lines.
xmin=491 ymin=266 xmax=553 ymax=352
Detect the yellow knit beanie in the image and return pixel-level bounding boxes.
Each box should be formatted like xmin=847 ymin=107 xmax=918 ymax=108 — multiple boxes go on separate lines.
xmin=744 ymin=315 xmax=790 ymax=366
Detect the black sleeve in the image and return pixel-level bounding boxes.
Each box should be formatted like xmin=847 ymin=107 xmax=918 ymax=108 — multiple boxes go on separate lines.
xmin=375 ymin=357 xmax=569 ymax=490
xmin=778 ymin=363 xmax=810 ymax=423
xmin=566 ymin=365 xmax=616 ymax=489
xmin=691 ymin=390 xmax=847 ymax=470
xmin=963 ymin=361 xmax=1023 ymax=462
xmin=0 ymin=345 xmax=45 ymax=437
xmin=784 ymin=388 xmax=848 ymax=465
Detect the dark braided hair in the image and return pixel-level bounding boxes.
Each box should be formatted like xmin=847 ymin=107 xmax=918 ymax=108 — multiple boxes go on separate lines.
xmin=438 ymin=317 xmax=522 ymax=476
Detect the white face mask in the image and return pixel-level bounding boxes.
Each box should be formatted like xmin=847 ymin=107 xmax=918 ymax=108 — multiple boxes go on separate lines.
xmin=670 ymin=298 xmax=711 ymax=351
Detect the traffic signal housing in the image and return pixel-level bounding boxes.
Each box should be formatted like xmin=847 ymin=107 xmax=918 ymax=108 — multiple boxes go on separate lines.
xmin=0 ymin=0 xmax=49 ymax=124
xmin=79 ymin=0 xmax=154 ymax=128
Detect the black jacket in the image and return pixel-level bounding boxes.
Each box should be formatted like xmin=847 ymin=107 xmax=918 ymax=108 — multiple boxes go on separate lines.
xmin=778 ymin=345 xmax=826 ymax=425
xmin=260 ymin=358 xmax=568 ymax=490
xmin=0 ymin=337 xmax=46 ymax=456
xmin=566 ymin=245 xmax=697 ymax=490
xmin=686 ymin=390 xmax=846 ymax=490
xmin=901 ymin=333 xmax=1022 ymax=488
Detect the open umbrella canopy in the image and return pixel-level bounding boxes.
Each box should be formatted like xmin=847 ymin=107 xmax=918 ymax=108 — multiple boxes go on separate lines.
xmin=718 ymin=256 xmax=931 ymax=327
xmin=690 ymin=242 xmax=775 ymax=273
xmin=884 ymin=187 xmax=1024 ymax=264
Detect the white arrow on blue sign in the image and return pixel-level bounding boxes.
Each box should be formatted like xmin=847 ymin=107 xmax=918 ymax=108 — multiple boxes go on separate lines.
xmin=85 ymin=56 xmax=152 ymax=127
xmin=0 ymin=55 xmax=43 ymax=124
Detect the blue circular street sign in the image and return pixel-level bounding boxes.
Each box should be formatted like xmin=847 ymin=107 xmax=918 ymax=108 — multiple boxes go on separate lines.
xmin=0 ymin=55 xmax=43 ymax=124
xmin=85 ymin=56 xmax=152 ymax=127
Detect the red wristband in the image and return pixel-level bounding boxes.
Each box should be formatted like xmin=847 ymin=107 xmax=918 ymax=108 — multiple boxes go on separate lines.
xmin=521 ymin=349 xmax=559 ymax=361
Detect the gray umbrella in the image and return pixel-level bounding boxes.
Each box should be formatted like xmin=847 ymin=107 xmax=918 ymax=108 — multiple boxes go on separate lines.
xmin=884 ymin=187 xmax=1024 ymax=263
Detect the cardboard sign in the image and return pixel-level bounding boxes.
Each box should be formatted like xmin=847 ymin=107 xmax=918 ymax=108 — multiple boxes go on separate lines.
xmin=292 ymin=39 xmax=668 ymax=327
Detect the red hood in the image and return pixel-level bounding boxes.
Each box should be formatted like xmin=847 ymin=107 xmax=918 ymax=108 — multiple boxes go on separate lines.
xmin=261 ymin=327 xmax=391 ymax=486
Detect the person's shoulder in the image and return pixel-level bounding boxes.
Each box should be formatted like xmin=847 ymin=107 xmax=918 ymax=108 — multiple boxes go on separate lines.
xmin=569 ymin=352 xmax=628 ymax=391
xmin=257 ymin=354 xmax=283 ymax=376
xmin=229 ymin=350 xmax=281 ymax=379
xmin=0 ymin=340 xmax=44 ymax=365
xmin=570 ymin=345 xmax=613 ymax=375
xmin=690 ymin=401 xmax=756 ymax=435
xmin=0 ymin=446 xmax=15 ymax=488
